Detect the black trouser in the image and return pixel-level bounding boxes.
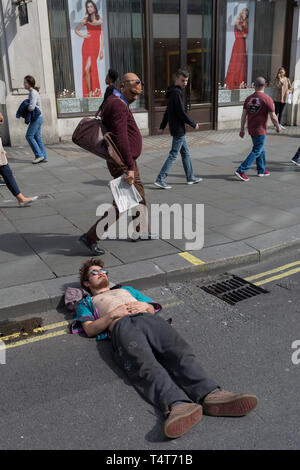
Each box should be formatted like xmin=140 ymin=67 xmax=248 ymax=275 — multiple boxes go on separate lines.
xmin=0 ymin=164 xmax=21 ymax=197
xmin=274 ymin=101 xmax=286 ymax=124
xmin=111 ymin=313 xmax=219 ymax=413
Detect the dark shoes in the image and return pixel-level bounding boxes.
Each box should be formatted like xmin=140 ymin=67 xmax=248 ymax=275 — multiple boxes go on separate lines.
xmin=203 ymin=389 xmax=259 ymax=417
xmin=164 ymin=403 xmax=202 ymax=439
xmin=79 ymin=234 xmax=105 ymax=256
xmin=130 ymin=232 xmax=159 ymax=242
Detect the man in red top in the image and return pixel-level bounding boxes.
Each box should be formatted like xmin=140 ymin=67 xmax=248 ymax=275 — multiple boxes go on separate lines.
xmin=235 ymin=77 xmax=280 ymax=182
xmin=80 ymin=73 xmax=150 ymax=255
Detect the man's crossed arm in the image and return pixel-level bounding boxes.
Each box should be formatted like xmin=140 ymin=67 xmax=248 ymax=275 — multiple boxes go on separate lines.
xmin=83 ymin=301 xmax=155 ymax=337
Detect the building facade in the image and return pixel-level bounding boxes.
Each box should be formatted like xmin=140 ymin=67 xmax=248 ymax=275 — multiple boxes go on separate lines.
xmin=0 ymin=0 xmax=299 ymax=145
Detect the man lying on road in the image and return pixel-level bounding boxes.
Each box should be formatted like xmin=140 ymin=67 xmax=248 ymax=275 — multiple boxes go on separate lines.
xmin=72 ymin=258 xmax=259 ymax=439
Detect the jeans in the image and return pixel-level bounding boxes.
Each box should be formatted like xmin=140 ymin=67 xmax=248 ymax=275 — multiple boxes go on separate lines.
xmin=26 ymin=116 xmax=47 ymax=160
xmin=238 ymin=135 xmax=266 ymax=174
xmin=0 ymin=164 xmax=21 ymax=197
xmin=156 ymin=135 xmax=195 ymax=182
xmin=292 ymin=147 xmax=300 ymax=163
xmin=111 ymin=313 xmax=218 ymax=413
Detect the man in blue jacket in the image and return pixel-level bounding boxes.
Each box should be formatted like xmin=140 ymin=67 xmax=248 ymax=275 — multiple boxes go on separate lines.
xmin=72 ymin=258 xmax=258 ymax=439
xmin=154 ymin=69 xmax=202 ymax=189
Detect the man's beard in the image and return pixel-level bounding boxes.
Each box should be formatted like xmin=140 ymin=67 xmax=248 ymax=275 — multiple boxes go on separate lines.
xmin=97 ymin=277 xmax=109 ymax=289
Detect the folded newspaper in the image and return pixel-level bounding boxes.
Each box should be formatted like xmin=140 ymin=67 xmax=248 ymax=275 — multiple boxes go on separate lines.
xmin=109 ymin=174 xmax=143 ymax=213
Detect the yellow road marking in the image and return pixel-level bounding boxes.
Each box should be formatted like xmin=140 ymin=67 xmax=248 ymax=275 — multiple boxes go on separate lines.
xmin=1 ymin=320 xmax=71 ymax=342
xmin=253 ymin=267 xmax=300 ymax=286
xmin=245 ymin=261 xmax=300 ymax=282
xmin=179 ymin=252 xmax=205 ymax=266
xmin=4 ymin=329 xmax=69 ymax=350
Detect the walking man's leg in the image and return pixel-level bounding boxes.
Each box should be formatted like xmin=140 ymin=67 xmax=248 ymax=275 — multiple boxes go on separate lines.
xmin=81 ymin=159 xmax=148 ymax=252
xmin=180 ymin=136 xmax=202 ymax=184
xmin=291 ymin=147 xmax=300 ymax=165
xmin=155 ymin=136 xmax=183 ymax=188
xmin=236 ymin=135 xmax=266 ymax=178
xmin=255 ymin=135 xmax=267 ymax=175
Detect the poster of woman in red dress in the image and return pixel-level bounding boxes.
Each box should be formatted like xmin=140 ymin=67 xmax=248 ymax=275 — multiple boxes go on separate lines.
xmin=75 ymin=1 xmax=104 ymax=97
xmin=225 ymin=8 xmax=249 ymax=90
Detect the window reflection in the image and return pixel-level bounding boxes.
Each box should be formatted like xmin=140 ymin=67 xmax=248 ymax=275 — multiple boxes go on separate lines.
xmin=218 ymin=0 xmax=287 ymax=104
xmin=153 ymin=0 xmax=180 ymax=106
xmin=187 ymin=0 xmax=213 ymax=105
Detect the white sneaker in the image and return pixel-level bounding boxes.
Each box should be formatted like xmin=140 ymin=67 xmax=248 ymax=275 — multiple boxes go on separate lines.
xmin=187 ymin=177 xmax=203 ymax=185
xmin=19 ymin=196 xmax=38 ymax=207
xmin=32 ymin=157 xmax=44 ymax=164
xmin=154 ymin=181 xmax=172 ymax=189
xmin=280 ymin=125 xmax=286 ymax=130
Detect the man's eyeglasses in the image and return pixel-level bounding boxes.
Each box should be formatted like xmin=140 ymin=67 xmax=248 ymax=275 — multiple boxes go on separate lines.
xmin=123 ymin=79 xmax=144 ymax=87
xmin=88 ymin=268 xmax=108 ymax=278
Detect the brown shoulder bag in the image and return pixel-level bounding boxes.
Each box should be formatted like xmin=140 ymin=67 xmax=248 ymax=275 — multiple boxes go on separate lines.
xmin=72 ymin=102 xmax=125 ymax=167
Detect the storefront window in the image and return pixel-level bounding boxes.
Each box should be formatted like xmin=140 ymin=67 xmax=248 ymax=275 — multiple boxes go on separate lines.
xmin=218 ymin=0 xmax=288 ymax=105
xmin=47 ymin=0 xmax=75 ymax=103
xmin=107 ymin=0 xmax=146 ymax=110
xmin=47 ymin=0 xmax=145 ymax=115
xmin=153 ymin=0 xmax=180 ymax=107
xmin=187 ymin=0 xmax=213 ymax=105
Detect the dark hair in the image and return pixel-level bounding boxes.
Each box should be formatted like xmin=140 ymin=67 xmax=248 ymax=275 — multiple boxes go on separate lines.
xmin=277 ymin=66 xmax=286 ymax=75
xmin=79 ymin=258 xmax=105 ymax=289
xmin=24 ymin=75 xmax=40 ymax=92
xmin=176 ymin=69 xmax=189 ymax=79
xmin=85 ymin=1 xmax=100 ymax=21
xmin=108 ymin=69 xmax=118 ymax=83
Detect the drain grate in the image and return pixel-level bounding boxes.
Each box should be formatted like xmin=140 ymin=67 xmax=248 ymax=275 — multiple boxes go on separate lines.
xmin=201 ymin=274 xmax=269 ymax=305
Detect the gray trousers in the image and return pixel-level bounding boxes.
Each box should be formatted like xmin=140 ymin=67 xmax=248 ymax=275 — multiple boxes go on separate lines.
xmin=111 ymin=313 xmax=218 ymax=413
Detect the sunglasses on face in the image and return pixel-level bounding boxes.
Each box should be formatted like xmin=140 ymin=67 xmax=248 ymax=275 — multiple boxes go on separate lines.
xmin=88 ymin=268 xmax=108 ymax=278
xmin=123 ymin=79 xmax=144 ymax=87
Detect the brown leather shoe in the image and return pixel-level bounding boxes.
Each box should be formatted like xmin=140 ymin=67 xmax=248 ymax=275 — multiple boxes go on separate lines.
xmin=203 ymin=389 xmax=258 ymax=417
xmin=164 ymin=403 xmax=202 ymax=439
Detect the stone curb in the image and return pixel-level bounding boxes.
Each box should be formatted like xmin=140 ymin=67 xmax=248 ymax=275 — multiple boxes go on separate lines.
xmin=1 ymin=224 xmax=300 ymax=321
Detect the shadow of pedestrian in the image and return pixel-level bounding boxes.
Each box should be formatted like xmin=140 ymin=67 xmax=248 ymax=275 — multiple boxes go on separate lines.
xmin=0 ymin=232 xmax=99 ymax=258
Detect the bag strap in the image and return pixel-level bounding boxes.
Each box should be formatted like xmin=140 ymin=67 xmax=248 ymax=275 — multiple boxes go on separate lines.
xmin=95 ymin=94 xmax=129 ymax=119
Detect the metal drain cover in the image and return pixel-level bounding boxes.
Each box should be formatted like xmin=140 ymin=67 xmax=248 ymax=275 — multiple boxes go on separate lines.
xmin=201 ymin=274 xmax=269 ymax=305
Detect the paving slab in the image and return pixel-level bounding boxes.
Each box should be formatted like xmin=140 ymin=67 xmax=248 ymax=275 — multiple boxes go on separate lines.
xmin=192 ymin=241 xmax=259 ymax=268
xmin=0 ymin=256 xmax=56 ymax=289
xmin=211 ymin=220 xmax=274 ymax=240
xmin=244 ymin=224 xmax=300 ymax=257
xmin=0 ymin=281 xmax=50 ymax=318
xmin=108 ymin=260 xmax=166 ymax=289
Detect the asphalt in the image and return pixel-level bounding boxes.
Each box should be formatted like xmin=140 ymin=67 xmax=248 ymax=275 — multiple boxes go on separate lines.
xmin=0 ymin=126 xmax=300 ymax=319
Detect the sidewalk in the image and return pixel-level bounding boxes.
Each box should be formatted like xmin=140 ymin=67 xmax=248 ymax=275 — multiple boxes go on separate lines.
xmin=1 ymin=127 xmax=300 ymax=318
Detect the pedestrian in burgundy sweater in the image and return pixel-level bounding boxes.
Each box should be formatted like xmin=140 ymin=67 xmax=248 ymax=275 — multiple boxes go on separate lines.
xmin=80 ymin=73 xmax=150 ymax=255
